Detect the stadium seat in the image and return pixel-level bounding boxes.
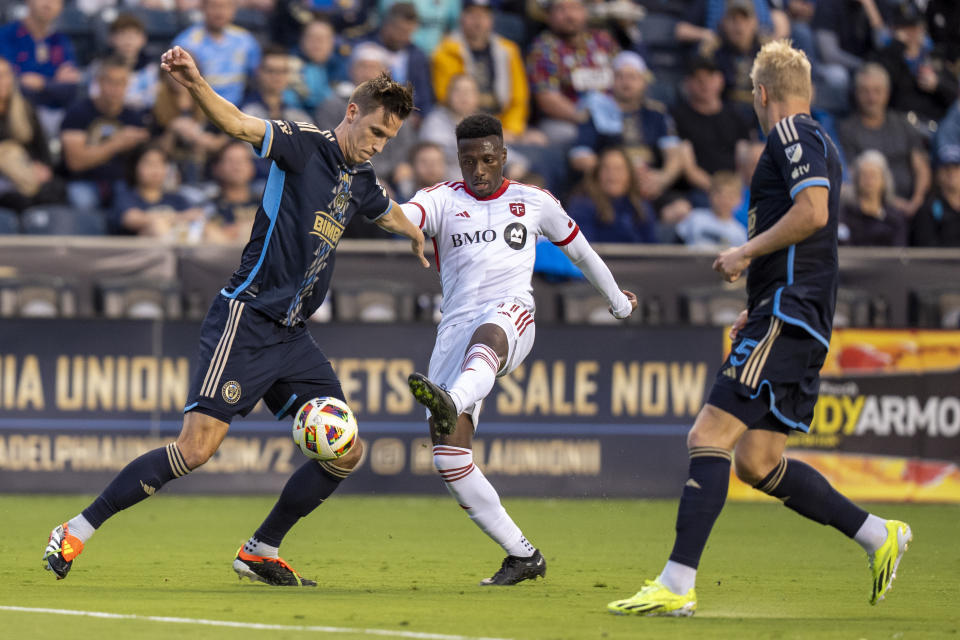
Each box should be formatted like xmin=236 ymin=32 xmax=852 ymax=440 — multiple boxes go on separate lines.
xmin=0 ymin=276 xmax=78 ymax=318
xmin=233 ymin=8 xmax=269 ymax=39
xmin=332 ymin=281 xmax=416 ymax=323
xmin=93 ymin=7 xmax=186 ymax=57
xmin=680 ymin=285 xmax=747 ymax=326
xmin=21 ymin=205 xmax=106 ymax=235
xmin=0 ymin=207 xmax=19 ymax=234
xmin=909 ymin=286 xmax=960 ymax=328
xmin=97 ymin=278 xmax=184 ymax=320
xmin=558 ymin=281 xmax=643 ymax=324
xmin=834 ymin=288 xmax=888 ymax=328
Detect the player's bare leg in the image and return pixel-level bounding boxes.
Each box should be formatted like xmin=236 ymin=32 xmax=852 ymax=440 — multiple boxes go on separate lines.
xmin=236 ymin=437 xmax=365 ymax=587
xmin=44 ymin=412 xmax=228 ymax=579
xmin=430 ymin=414 xmax=545 ymax=585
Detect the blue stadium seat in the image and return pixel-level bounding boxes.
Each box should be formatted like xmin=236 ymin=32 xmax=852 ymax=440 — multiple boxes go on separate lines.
xmin=0 ymin=207 xmax=19 ymax=234
xmin=21 ymin=205 xmax=106 ymax=235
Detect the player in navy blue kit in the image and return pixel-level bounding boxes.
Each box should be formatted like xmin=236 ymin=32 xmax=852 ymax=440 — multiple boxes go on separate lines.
xmin=608 ymin=41 xmax=912 ymax=617
xmin=43 ymin=45 xmax=428 ymax=586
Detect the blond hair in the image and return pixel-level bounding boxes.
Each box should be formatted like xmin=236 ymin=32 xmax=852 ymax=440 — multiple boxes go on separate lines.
xmin=750 ymin=39 xmax=811 ymax=102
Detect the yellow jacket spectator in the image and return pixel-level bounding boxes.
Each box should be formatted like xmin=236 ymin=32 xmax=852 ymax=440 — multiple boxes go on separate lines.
xmin=432 ymin=0 xmax=529 ymax=139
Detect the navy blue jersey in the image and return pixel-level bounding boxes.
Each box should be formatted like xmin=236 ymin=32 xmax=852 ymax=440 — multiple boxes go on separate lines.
xmin=746 ymin=113 xmax=842 ymax=348
xmin=222 ymin=119 xmax=391 ymax=325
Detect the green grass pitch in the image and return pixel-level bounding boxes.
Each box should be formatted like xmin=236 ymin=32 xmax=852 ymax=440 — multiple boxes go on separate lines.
xmin=2 ymin=495 xmax=957 ymax=639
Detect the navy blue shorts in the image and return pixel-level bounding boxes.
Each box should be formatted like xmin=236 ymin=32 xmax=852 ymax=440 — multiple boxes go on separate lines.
xmin=707 ymin=314 xmax=827 ymax=434
xmin=184 ymin=295 xmax=343 ymax=424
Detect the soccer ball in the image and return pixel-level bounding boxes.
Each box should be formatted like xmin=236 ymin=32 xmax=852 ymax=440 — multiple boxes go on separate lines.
xmin=291 ymin=397 xmax=359 ymax=461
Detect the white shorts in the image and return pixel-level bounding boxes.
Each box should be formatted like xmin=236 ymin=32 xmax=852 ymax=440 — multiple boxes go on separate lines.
xmin=427 ymin=299 xmax=536 ymax=428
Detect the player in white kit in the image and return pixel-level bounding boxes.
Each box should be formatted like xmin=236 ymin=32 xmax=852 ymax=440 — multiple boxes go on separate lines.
xmin=401 ymin=114 xmax=637 ymax=585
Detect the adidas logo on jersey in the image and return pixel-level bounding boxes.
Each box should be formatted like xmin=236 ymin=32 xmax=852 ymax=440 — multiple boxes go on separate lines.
xmin=455 ymin=211 xmax=470 ymax=218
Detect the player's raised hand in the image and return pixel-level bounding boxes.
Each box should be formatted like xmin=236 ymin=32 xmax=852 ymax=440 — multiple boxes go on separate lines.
xmin=610 ymin=290 xmax=637 ymax=319
xmin=160 ymin=46 xmax=202 ymax=89
xmin=729 ymin=309 xmax=748 ymax=340
xmin=713 ymin=246 xmax=750 ymax=283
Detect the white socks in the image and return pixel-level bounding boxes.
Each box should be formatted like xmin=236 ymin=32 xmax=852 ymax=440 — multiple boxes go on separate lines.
xmin=854 ymin=514 xmax=889 ymax=554
xmin=659 ymin=560 xmax=697 ymax=595
xmin=243 ymin=536 xmax=279 ymax=559
xmin=67 ymin=514 xmax=96 ymax=544
xmin=446 ymin=344 xmax=500 ymax=415
xmin=433 ymin=445 xmax=534 ymax=557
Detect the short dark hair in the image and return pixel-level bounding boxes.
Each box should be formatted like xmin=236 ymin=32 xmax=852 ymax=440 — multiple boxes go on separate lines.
xmin=97 ymin=54 xmax=132 ymax=75
xmin=384 ymin=2 xmax=418 ymax=23
xmin=127 ymin=143 xmax=169 ymax=186
xmin=261 ymin=43 xmax=290 ymax=60
xmin=350 ymin=72 xmax=415 ymax=120
xmin=455 ymin=113 xmax=502 ymax=142
xmin=109 ymin=13 xmax=146 ymax=34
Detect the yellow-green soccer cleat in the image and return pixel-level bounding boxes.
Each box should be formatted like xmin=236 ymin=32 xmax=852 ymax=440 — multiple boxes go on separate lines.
xmin=869 ymin=519 xmax=912 ymax=605
xmin=607 ymin=579 xmax=697 ymax=617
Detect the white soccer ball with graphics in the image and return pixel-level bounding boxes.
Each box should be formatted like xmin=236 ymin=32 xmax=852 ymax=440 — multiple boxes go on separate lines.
xmin=291 ymin=397 xmax=359 ymax=461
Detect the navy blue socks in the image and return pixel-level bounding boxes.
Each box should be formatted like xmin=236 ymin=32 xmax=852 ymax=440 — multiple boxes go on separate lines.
xmin=668 ymin=447 xmax=732 ymax=569
xmin=82 ymin=443 xmax=191 ymax=528
xmin=253 ymin=460 xmax=352 ymax=547
xmin=755 ymin=457 xmax=868 ymax=537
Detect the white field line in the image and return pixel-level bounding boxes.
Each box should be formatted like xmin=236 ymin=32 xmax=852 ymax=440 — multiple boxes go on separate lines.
xmin=0 ymin=605 xmax=514 ymax=640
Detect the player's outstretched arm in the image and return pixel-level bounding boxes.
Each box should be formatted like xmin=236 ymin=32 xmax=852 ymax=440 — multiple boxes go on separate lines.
xmin=558 ymin=233 xmax=636 ymax=319
xmin=160 ymin=46 xmax=266 ymax=147
xmin=713 ymin=185 xmax=828 ymax=283
xmin=376 ymin=201 xmax=430 ymax=268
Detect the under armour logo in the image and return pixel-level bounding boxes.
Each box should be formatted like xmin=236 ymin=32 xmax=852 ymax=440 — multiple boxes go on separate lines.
xmin=140 ymin=480 xmax=156 ymax=496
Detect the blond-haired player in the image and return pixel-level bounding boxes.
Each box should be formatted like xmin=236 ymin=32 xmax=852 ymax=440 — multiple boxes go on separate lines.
xmin=607 ymin=40 xmax=911 ymax=616
xmin=402 ymin=113 xmax=637 ymax=585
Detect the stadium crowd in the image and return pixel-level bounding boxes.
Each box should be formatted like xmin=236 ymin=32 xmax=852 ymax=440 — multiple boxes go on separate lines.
xmin=0 ymin=0 xmax=959 ymax=248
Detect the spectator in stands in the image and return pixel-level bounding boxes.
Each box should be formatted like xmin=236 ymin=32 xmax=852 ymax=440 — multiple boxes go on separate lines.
xmin=100 ymin=14 xmax=158 ymax=111
xmin=812 ymin=0 xmax=886 ymax=80
xmin=60 ymin=56 xmax=151 ymax=210
xmin=0 ymin=57 xmax=63 ymax=212
xmin=241 ymin=45 xmax=313 ymax=123
xmin=203 ymin=140 xmax=259 ymax=243
xmin=693 ymin=0 xmax=785 ymax=36
xmin=935 ymin=99 xmax=960 ymax=159
xmin=381 ymin=0 xmax=460 ymax=54
xmin=315 ymin=42 xmax=391 ymax=127
xmin=730 ymin=138 xmax=763 ymax=229
xmin=172 ymin=0 xmax=261 ymax=106
xmin=421 ymin=74 xmax=481 ymax=180
xmin=270 ymin=0 xmax=373 ymax=45
xmin=284 ymin=15 xmax=348 ymax=113
xmin=527 ymin=0 xmax=618 ymax=144
xmin=837 ymin=63 xmax=931 ymax=217
xmin=671 ymin=54 xmax=754 ymax=190
xmin=871 ymin=1 xmax=958 ymax=133
xmin=394 ymin=141 xmax=447 ymax=201
xmin=925 ymin=0 xmax=960 ymax=66
xmin=368 ymin=2 xmax=434 ymax=120
xmin=110 ymin=144 xmax=206 ymax=238
xmin=706 ymin=0 xmax=763 ymax=123
xmin=0 ymin=0 xmax=81 ymax=105
xmin=676 ymin=170 xmax=746 ymax=248
xmin=152 ymin=70 xmax=230 ymax=185
xmin=432 ymin=0 xmax=534 ymax=143
xmin=840 ymin=150 xmax=908 ymax=247
xmin=911 ymin=144 xmax=960 ymax=247
xmin=566 ymin=146 xmax=658 ymax=243
xmin=569 ymin=52 xmax=684 ymax=201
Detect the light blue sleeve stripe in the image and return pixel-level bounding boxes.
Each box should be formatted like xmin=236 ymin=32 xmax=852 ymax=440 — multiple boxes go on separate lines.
xmin=223 ymin=162 xmax=285 ymax=299
xmin=790 ymin=177 xmax=830 ymax=200
xmin=253 ymin=119 xmax=273 ymax=158
xmin=786 ymin=244 xmax=795 ymax=285
xmin=371 ymin=198 xmax=394 ymax=222
xmin=183 ymin=402 xmax=199 ymax=413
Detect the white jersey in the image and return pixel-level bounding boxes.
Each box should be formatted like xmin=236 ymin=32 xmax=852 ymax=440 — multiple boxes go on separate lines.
xmin=401 ymin=179 xmax=581 ymax=330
